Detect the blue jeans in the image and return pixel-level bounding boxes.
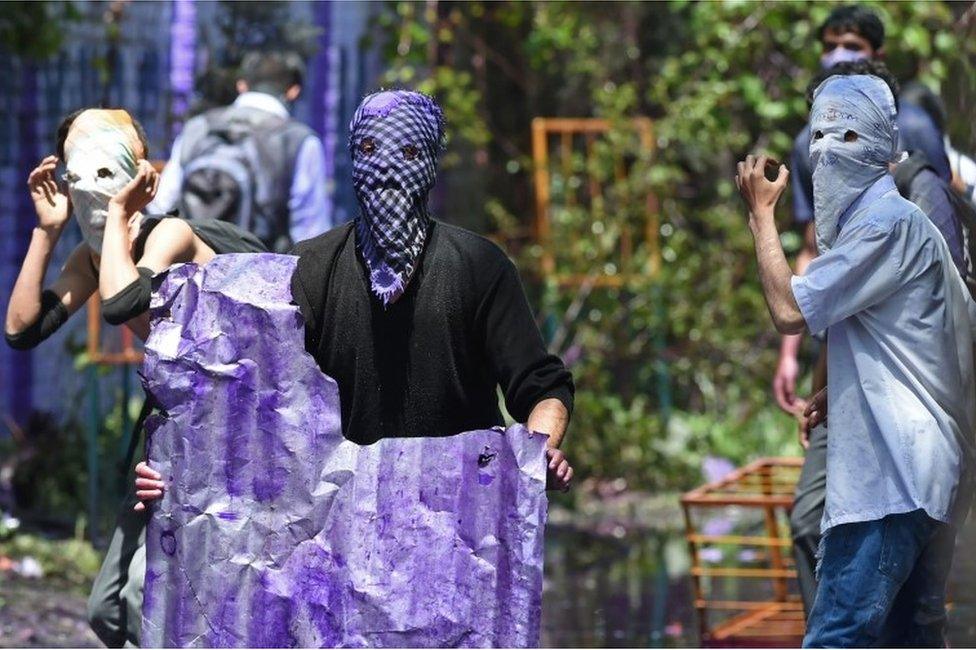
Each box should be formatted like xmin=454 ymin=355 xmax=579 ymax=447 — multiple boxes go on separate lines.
xmin=803 ymin=509 xmax=955 ymax=648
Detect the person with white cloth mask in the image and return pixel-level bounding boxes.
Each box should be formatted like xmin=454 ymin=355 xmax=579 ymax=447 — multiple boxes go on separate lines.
xmin=736 ymin=74 xmax=976 ymax=647
xmin=4 ymin=107 xmax=265 ymax=647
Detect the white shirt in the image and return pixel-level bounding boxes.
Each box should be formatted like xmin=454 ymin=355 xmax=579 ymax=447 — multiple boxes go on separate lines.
xmin=792 ymin=184 xmax=976 ymax=532
xmin=150 ymin=92 xmax=331 ymax=243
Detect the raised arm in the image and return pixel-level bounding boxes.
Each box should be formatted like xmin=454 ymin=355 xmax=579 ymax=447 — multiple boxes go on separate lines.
xmin=99 ymin=160 xmax=160 ymax=302
xmin=5 ymin=156 xmax=97 ymax=349
xmin=99 ymin=161 xmax=204 ymax=327
xmin=736 ymin=154 xmax=806 ymax=335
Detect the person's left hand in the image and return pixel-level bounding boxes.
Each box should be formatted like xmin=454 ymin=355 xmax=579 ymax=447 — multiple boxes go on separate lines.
xmin=133 ymin=461 xmax=165 ymax=511
xmin=546 ymin=448 xmax=573 ymax=492
xmin=735 ymin=154 xmax=789 ymax=218
xmin=109 ymin=160 xmax=159 ymax=217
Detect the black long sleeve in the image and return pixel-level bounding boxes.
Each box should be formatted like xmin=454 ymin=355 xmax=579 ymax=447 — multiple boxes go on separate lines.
xmin=293 ymin=220 xmax=574 ymax=444
xmin=479 ymin=259 xmax=574 ymax=421
xmin=101 ymin=266 xmax=155 ymax=326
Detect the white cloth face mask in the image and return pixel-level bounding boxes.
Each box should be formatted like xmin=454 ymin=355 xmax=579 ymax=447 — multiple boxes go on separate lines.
xmin=820 ymin=47 xmax=869 ymax=70
xmin=64 ymin=133 xmax=137 ymax=252
xmin=809 ymin=74 xmax=899 ymax=253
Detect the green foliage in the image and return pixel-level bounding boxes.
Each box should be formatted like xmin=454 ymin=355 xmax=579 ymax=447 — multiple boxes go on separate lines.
xmin=0 ymin=530 xmax=101 ymax=591
xmin=0 ymin=1 xmax=81 ymax=59
xmin=373 ymin=1 xmax=976 ymax=490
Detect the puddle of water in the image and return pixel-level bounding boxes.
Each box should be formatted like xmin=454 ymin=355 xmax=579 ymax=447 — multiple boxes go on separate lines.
xmin=543 ymin=514 xmax=976 ymax=648
xmin=542 ymin=526 xmax=696 ymax=647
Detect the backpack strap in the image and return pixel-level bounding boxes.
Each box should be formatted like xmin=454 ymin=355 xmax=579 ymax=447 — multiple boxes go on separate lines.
xmin=893 ymin=150 xmax=933 ymax=198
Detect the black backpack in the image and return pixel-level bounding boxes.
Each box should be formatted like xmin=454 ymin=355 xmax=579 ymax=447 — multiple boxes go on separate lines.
xmin=178 ymin=105 xmax=313 ymax=253
xmin=894 ymin=150 xmax=976 ymax=299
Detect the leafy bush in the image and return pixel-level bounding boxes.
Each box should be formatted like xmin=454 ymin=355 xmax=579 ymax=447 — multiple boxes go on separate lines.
xmin=0 ymin=529 xmax=101 ymax=592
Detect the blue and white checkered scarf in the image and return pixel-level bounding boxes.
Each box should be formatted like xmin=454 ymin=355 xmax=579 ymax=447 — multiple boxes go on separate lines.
xmin=349 ymin=90 xmax=445 ymax=305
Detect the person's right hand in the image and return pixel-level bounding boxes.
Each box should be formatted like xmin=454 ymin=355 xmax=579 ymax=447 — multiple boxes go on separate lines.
xmin=803 ymin=387 xmax=827 ymax=431
xmin=133 ymin=461 xmax=165 ymax=511
xmin=27 ymin=155 xmax=71 ymax=231
xmin=772 ymin=352 xmax=800 ymax=414
xmin=795 ymin=399 xmax=811 ymax=450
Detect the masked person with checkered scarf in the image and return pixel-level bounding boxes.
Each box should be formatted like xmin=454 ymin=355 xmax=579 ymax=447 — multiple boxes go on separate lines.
xmin=135 ymin=92 xmax=573 ymax=501
xmin=288 ymin=90 xmax=575 ymax=489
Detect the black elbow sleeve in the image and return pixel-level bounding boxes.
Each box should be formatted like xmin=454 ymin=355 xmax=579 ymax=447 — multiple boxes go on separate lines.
xmin=506 ymin=356 xmax=576 ymax=422
xmin=5 ymin=290 xmax=69 ymax=350
xmin=102 ymin=267 xmax=154 ymax=326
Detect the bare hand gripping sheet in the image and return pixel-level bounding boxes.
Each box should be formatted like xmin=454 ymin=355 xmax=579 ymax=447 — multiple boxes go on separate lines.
xmin=140 ymin=254 xmax=548 ymax=648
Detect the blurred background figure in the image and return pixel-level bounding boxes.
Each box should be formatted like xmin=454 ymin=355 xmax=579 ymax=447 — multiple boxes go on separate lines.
xmin=150 ymin=50 xmax=332 ymax=252
xmin=900 ymin=81 xmax=976 ymax=205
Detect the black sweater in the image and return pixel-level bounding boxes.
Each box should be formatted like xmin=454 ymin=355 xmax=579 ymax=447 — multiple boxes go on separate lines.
xmin=291 ymin=220 xmax=574 ymax=444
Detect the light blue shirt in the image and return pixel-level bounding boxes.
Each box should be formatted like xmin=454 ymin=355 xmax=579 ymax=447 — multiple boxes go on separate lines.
xmin=150 ymin=92 xmax=331 ymax=243
xmin=792 ymin=184 xmax=976 ymax=532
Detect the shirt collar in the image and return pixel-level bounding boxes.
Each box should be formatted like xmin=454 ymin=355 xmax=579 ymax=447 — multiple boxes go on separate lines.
xmin=837 ymin=173 xmax=897 ymax=232
xmin=233 ymin=92 xmax=290 ymax=118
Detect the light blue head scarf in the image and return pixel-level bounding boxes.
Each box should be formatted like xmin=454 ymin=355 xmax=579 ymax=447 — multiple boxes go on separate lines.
xmin=809 ymin=74 xmax=900 ymax=252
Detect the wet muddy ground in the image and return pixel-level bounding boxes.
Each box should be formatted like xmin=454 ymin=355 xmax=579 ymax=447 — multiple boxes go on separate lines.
xmin=0 ymin=577 xmax=100 ymax=648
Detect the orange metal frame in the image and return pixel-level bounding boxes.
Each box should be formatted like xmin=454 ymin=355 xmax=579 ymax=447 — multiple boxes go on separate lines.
xmin=681 ymin=457 xmax=805 ymax=647
xmin=530 ymin=117 xmax=660 ymax=286
xmin=87 ymin=297 xmax=143 ymax=365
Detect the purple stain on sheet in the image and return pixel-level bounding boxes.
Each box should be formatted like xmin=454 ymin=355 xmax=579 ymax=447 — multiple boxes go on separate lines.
xmin=140 ymin=254 xmax=548 ymax=647
xmin=160 ymin=530 xmax=177 ymax=556
xmin=478 ymin=447 xmax=497 ymax=467
xmin=246 ymin=574 xmax=295 ymax=648
xmin=143 ymin=568 xmax=160 ymax=616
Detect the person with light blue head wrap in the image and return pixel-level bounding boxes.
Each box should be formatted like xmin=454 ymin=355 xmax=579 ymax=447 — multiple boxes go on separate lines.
xmin=737 ymin=74 xmax=976 ymax=647
xmin=807 ymin=74 xmax=901 ymax=253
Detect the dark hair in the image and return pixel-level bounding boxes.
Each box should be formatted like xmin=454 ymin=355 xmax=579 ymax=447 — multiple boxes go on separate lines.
xmin=240 ymin=50 xmax=305 ymax=97
xmin=817 ymin=5 xmax=885 ymax=52
xmin=806 ymin=59 xmax=900 ymax=110
xmin=56 ymin=108 xmax=150 ymax=160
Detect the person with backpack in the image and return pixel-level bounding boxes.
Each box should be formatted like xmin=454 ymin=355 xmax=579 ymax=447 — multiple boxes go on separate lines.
xmin=892 ymin=149 xmax=970 ymax=281
xmin=900 ymin=81 xmax=976 ymax=206
xmin=151 ymin=50 xmax=331 ymax=252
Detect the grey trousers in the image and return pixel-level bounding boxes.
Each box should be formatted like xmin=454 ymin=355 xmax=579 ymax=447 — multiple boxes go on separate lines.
xmin=789 ymin=423 xmax=828 ymax=618
xmin=87 ymin=491 xmax=148 ymax=648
